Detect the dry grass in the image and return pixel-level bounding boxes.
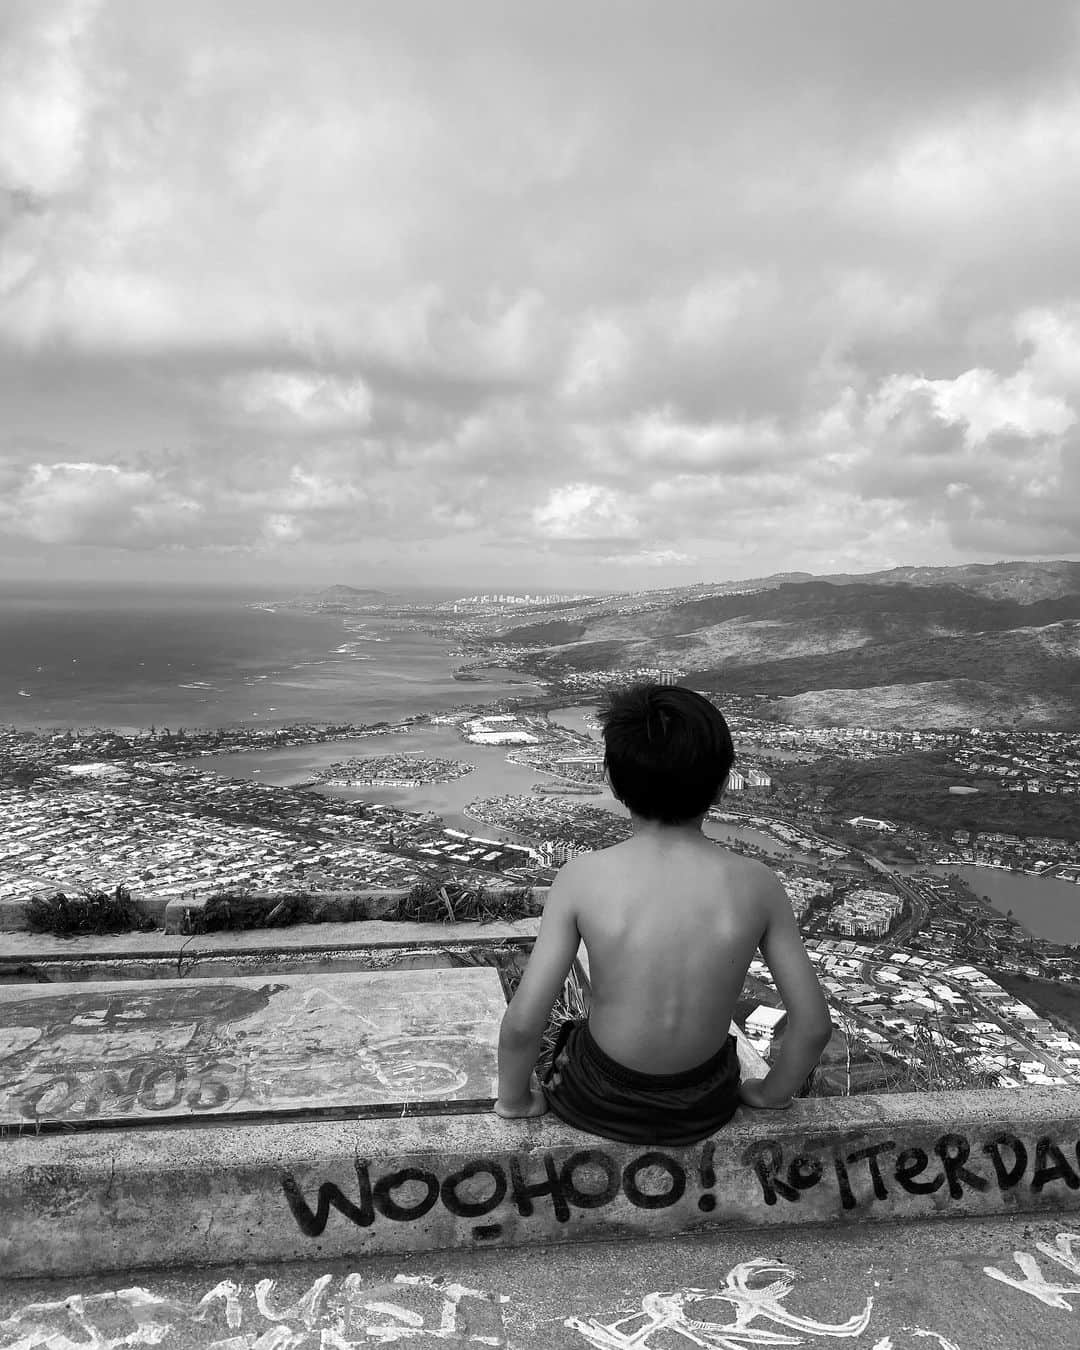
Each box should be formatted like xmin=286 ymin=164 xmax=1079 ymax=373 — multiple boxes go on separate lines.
xmin=537 ymin=965 xmax=590 ymax=1079
xmin=182 ymin=878 xmax=540 ymax=933
xmin=187 ymin=889 xmax=313 ymax=933
xmin=390 ymin=880 xmax=537 ymax=923
xmin=811 ymin=1007 xmax=1000 ymax=1096
xmin=871 ymin=1022 xmax=1000 ymax=1093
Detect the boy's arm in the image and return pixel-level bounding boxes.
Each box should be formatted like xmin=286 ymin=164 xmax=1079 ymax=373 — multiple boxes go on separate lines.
xmin=740 ymin=874 xmax=832 ymax=1109
xmin=495 ymin=871 xmax=581 ymax=1119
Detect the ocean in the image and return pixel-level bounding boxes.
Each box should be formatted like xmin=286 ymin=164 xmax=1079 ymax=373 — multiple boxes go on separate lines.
xmin=0 ymin=582 xmax=541 ymax=731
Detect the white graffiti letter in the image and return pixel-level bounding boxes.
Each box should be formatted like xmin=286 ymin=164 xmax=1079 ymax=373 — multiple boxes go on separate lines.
xmin=390 ymin=1275 xmax=508 ymax=1345
xmin=984 ymin=1231 xmax=1080 ymax=1311
xmin=567 ymin=1256 xmax=873 ymax=1348
xmin=194 ymin=1280 xmax=244 ymax=1331
xmin=901 ymin=1331 xmax=961 ymax=1350
xmin=254 ymin=1275 xmax=333 ymax=1327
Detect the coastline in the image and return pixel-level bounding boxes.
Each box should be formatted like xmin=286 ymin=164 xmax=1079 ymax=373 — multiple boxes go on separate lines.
xmin=0 ymin=593 xmax=547 ymax=733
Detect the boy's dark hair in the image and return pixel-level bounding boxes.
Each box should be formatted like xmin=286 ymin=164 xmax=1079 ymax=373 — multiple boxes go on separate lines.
xmin=599 ymin=683 xmax=735 ymax=824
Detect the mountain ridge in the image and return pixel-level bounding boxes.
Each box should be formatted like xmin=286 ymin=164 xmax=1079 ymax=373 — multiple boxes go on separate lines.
xmin=497 ymin=561 xmax=1080 ymax=728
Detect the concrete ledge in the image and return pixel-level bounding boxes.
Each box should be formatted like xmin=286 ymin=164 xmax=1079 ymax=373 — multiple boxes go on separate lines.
xmin=0 ymin=918 xmax=542 ymax=967
xmin=0 ymin=897 xmax=30 ymax=932
xmin=3 ymin=1087 xmax=1079 ymax=1277
xmin=0 ymin=920 xmax=543 ymax=985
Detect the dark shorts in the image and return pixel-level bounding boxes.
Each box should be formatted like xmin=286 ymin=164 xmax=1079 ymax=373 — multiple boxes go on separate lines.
xmin=541 ymin=1018 xmax=741 ymax=1146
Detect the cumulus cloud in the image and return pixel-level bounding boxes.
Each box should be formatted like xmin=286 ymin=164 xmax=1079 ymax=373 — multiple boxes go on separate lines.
xmin=912 ymin=369 xmax=1075 ymax=448
xmin=1 ymin=0 xmax=1079 ymax=583
xmin=223 ymin=371 xmax=373 ymax=429
xmin=532 ymin=484 xmax=640 ymax=542
xmin=602 ymin=548 xmax=696 ymax=568
xmin=0 ymin=0 xmax=99 ymax=199
xmin=0 ymin=461 xmax=201 ymax=546
xmin=817 ymin=333 xmax=1080 ymax=558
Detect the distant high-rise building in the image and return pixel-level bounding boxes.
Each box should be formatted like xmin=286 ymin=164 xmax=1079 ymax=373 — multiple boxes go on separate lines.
xmin=538 ymin=839 xmax=580 ymax=867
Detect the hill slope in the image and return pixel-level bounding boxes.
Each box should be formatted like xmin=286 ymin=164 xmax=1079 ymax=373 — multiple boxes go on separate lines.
xmin=497 ymin=564 xmax=1080 ymax=727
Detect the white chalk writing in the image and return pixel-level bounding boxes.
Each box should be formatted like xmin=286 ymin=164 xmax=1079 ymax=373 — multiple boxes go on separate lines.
xmin=0 ymin=1274 xmax=508 ymax=1348
xmin=566 ymin=1256 xmax=874 ymax=1347
xmin=870 ymin=1336 xmax=961 ymax=1350
xmin=984 ymin=1230 xmax=1080 ymax=1311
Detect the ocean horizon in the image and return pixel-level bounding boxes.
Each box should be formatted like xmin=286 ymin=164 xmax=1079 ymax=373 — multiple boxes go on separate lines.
xmin=0 ymin=581 xmax=541 ymax=732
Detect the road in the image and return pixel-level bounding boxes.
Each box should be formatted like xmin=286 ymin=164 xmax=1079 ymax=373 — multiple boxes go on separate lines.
xmin=863 ymin=853 xmax=929 ymax=943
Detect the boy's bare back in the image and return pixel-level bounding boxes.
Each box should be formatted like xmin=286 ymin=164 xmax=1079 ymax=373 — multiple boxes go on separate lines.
xmin=568 ymin=832 xmax=775 ymax=1073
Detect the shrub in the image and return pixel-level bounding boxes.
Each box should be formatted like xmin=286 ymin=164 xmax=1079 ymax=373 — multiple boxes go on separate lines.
xmin=391 ymin=879 xmax=537 ymax=923
xmin=25 ymin=885 xmax=155 ymax=937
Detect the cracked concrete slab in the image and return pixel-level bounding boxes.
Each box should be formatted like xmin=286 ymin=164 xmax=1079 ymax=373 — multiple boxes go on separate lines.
xmin=0 ymin=967 xmax=506 ymax=1128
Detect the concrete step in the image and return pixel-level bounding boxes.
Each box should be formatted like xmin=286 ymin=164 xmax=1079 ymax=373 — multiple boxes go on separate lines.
xmin=2 ymin=1199 xmax=1080 ymax=1350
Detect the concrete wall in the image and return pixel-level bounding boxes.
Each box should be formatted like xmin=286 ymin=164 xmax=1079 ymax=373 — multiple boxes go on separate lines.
xmin=4 ymin=1086 xmax=1079 ymax=1277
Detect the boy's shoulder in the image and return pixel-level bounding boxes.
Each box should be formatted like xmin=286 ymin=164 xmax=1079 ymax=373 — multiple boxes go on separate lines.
xmin=548 ymin=843 xmax=629 ymax=897
xmin=556 ymin=840 xmax=784 ymax=902
xmin=554 ymin=844 xmax=619 ymax=882
xmin=565 ymin=837 xmax=643 ymax=871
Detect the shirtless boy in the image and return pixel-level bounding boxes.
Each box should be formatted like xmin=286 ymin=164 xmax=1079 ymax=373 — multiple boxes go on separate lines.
xmin=495 ymin=683 xmax=832 ymax=1143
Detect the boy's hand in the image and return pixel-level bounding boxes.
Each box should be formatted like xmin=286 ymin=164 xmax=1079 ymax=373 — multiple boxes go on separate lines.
xmin=738 ymin=1077 xmax=794 ymax=1111
xmin=494 ymin=1084 xmax=548 ymax=1119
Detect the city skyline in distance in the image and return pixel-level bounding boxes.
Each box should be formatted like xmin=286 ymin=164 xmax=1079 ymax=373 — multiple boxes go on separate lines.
xmin=2 ymin=1 xmax=1079 ymax=591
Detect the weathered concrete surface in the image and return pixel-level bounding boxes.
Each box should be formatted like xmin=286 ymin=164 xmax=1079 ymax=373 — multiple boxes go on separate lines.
xmin=0 ymin=918 xmax=541 ymax=983
xmin=2 ymin=1215 xmax=1078 ymax=1348
xmin=730 ymin=1023 xmax=769 ymax=1078
xmin=0 ymin=917 xmax=541 ymax=958
xmin=0 ymin=968 xmax=506 ymax=1129
xmin=0 ymin=897 xmax=28 ymax=932
xmin=3 ymin=1087 xmax=1079 ymax=1277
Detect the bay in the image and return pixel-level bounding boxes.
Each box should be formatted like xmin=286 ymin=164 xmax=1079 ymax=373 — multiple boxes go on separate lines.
xmin=194 ymin=726 xmax=556 ymax=840
xmin=197 ymin=711 xmax=821 ymax=862
xmin=923 ymin=863 xmax=1080 ymax=946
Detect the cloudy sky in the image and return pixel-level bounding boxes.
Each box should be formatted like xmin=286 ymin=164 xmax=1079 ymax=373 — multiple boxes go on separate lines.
xmin=2 ymin=0 xmax=1080 ymax=591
